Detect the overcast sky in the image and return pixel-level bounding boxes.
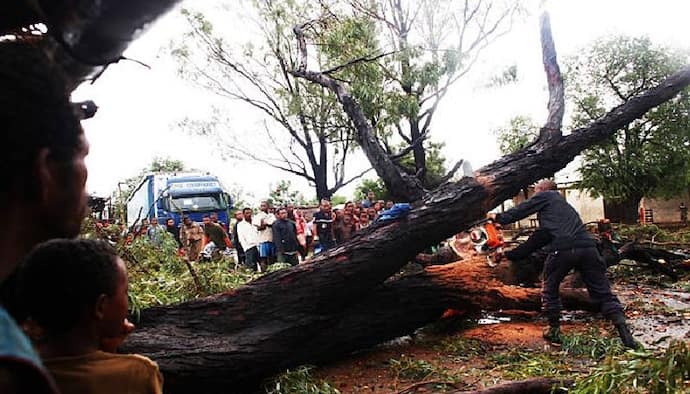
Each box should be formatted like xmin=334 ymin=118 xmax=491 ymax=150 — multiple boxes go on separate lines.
xmin=72 ymin=0 xmax=690 ymax=204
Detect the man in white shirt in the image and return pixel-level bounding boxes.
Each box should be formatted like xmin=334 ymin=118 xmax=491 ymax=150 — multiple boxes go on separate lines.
xmin=252 ymin=200 xmax=276 ymax=267
xmin=237 ymin=208 xmax=260 ymax=271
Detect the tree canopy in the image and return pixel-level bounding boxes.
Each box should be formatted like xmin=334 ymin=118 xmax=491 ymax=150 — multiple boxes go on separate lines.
xmin=173 ymin=2 xmax=366 ymax=201
xmin=321 ymin=0 xmax=522 ymax=188
xmin=494 ymin=115 xmax=540 ymax=155
xmin=567 ymin=36 xmax=690 ymax=214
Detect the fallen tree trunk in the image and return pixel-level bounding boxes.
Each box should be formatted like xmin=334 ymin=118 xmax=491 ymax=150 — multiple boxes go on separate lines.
xmin=123 ymin=11 xmax=690 ymax=394
xmin=123 ymin=257 xmax=593 ymax=393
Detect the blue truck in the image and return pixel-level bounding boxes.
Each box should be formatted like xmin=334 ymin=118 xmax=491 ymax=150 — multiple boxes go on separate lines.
xmin=126 ymin=173 xmax=232 ymax=227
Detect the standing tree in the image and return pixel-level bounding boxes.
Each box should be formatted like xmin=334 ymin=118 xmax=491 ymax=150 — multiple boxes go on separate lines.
xmin=320 ymin=0 xmax=522 ymax=192
xmin=268 ymin=180 xmax=309 ymax=207
xmin=494 ymin=115 xmax=540 ymax=155
xmin=173 ymin=2 xmax=369 ymax=201
xmin=567 ymin=36 xmax=690 ymax=222
xmin=353 ymin=178 xmax=389 ymax=202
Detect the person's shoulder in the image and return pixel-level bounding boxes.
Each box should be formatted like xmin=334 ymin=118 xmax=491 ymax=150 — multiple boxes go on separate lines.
xmin=531 ymin=190 xmax=558 ymax=201
xmin=108 ymin=353 xmax=162 ymax=393
xmin=0 ymin=307 xmax=43 ymax=367
xmin=542 ymin=190 xmax=564 ymax=201
xmin=115 ymin=353 xmax=160 ymax=372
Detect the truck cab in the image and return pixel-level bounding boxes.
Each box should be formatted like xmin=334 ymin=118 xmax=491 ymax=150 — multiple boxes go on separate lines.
xmin=162 ymin=175 xmax=231 ymax=226
xmin=127 ymin=173 xmax=232 ymax=228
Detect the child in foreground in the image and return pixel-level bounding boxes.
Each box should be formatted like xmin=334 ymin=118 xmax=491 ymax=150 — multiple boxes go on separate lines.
xmin=18 ymin=239 xmax=163 ymax=394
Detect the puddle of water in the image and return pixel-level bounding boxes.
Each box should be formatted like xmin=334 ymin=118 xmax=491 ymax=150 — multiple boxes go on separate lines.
xmin=630 ymin=315 xmax=690 ymax=349
xmin=478 ymin=314 xmax=511 ymax=325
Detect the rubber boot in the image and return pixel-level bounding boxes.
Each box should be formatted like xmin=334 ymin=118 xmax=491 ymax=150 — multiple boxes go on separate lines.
xmin=543 ymin=314 xmax=562 ymax=345
xmin=542 ymin=326 xmax=563 ymax=345
xmin=609 ymin=313 xmax=642 ymax=350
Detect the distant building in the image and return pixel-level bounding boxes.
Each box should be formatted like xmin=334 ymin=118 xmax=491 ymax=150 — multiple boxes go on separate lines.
xmin=639 ymin=192 xmax=689 ymax=224
xmin=508 ymin=183 xmax=604 ymax=228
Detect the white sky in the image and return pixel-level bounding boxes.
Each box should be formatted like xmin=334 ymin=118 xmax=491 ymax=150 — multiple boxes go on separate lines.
xmin=72 ymin=0 xmax=690 ymax=204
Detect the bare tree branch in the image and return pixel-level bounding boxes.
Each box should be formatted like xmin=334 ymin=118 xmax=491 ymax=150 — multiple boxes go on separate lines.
xmin=437 ymin=159 xmax=464 ymax=184
xmin=323 ymin=50 xmax=400 ymax=75
xmin=539 ymin=11 xmax=564 ymax=140
xmin=292 ymin=22 xmax=426 ymax=201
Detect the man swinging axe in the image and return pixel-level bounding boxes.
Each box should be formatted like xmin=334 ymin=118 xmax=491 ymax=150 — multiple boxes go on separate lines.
xmin=487 ymin=180 xmax=640 ymax=348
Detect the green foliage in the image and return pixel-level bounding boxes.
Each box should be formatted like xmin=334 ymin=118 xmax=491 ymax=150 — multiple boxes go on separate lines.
xmin=571 ymin=341 xmax=690 ymax=394
xmin=149 ymin=157 xmax=185 ymax=173
xmin=567 ymin=36 xmax=690 ymax=204
xmin=265 ymin=366 xmax=340 ymax=394
xmin=114 ymin=233 xmax=260 ymax=319
xmin=388 ymin=355 xmax=458 ymax=383
xmin=173 ymin=3 xmax=358 ymax=200
xmin=397 ymin=141 xmax=448 ymax=185
xmin=615 ymin=224 xmax=690 ymax=243
xmin=329 ymin=195 xmax=347 ymax=205
xmin=268 ymin=180 xmax=307 ymax=207
xmin=561 ymin=328 xmax=625 ymax=360
xmin=487 ymin=349 xmax=568 ymax=380
xmin=494 ymin=115 xmax=540 ymax=155
xmin=353 ymin=178 xmax=389 ymax=202
xmin=319 ymin=0 xmax=521 ymax=188
xmin=487 ymin=64 xmax=519 ymax=88
xmin=435 ymin=337 xmax=485 ymax=361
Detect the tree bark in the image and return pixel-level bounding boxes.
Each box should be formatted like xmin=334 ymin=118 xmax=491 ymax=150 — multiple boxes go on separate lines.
xmin=123 ymin=257 xmax=593 ymax=393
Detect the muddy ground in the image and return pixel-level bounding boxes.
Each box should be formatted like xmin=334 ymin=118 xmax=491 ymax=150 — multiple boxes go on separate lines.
xmin=312 ymin=274 xmax=690 ymax=393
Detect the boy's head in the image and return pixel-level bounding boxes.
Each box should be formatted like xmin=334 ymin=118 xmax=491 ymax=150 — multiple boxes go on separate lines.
xmin=18 ymin=239 xmax=128 ymax=339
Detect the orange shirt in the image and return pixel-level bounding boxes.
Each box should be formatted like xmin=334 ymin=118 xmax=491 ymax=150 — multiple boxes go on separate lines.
xmin=44 ymin=351 xmax=162 ymax=394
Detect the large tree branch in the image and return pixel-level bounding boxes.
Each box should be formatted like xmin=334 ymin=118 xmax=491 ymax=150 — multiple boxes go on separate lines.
xmin=389 ymin=129 xmax=430 ymax=161
xmin=538 ymin=12 xmax=564 ymax=141
xmin=436 ymin=159 xmax=465 ymax=185
xmin=328 ymin=167 xmax=374 ymax=196
xmin=292 ymin=22 xmax=426 ymax=202
xmin=322 ymin=50 xmax=400 ymax=75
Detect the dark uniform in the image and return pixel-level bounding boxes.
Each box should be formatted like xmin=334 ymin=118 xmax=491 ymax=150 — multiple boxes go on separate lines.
xmin=272 ymin=218 xmax=299 ymax=266
xmin=496 ymin=190 xmax=637 ymax=348
xmin=314 ymin=211 xmax=335 ymax=252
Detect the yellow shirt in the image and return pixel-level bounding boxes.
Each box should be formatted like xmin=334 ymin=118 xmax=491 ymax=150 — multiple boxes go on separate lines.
xmin=44 ymin=351 xmax=162 ymax=394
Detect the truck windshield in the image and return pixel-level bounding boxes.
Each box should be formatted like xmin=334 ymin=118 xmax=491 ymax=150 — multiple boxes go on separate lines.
xmin=169 ymin=194 xmax=225 ymax=212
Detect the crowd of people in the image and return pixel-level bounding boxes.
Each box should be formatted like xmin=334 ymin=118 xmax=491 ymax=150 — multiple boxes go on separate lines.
xmin=119 ymin=191 xmax=397 ymax=272
xmin=228 ymin=195 xmax=394 ymax=271
xmin=91 ymin=189 xmax=398 ymax=273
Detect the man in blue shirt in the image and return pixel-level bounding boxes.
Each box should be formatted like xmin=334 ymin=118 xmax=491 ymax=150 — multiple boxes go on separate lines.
xmin=360 ymin=190 xmax=376 ymax=209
